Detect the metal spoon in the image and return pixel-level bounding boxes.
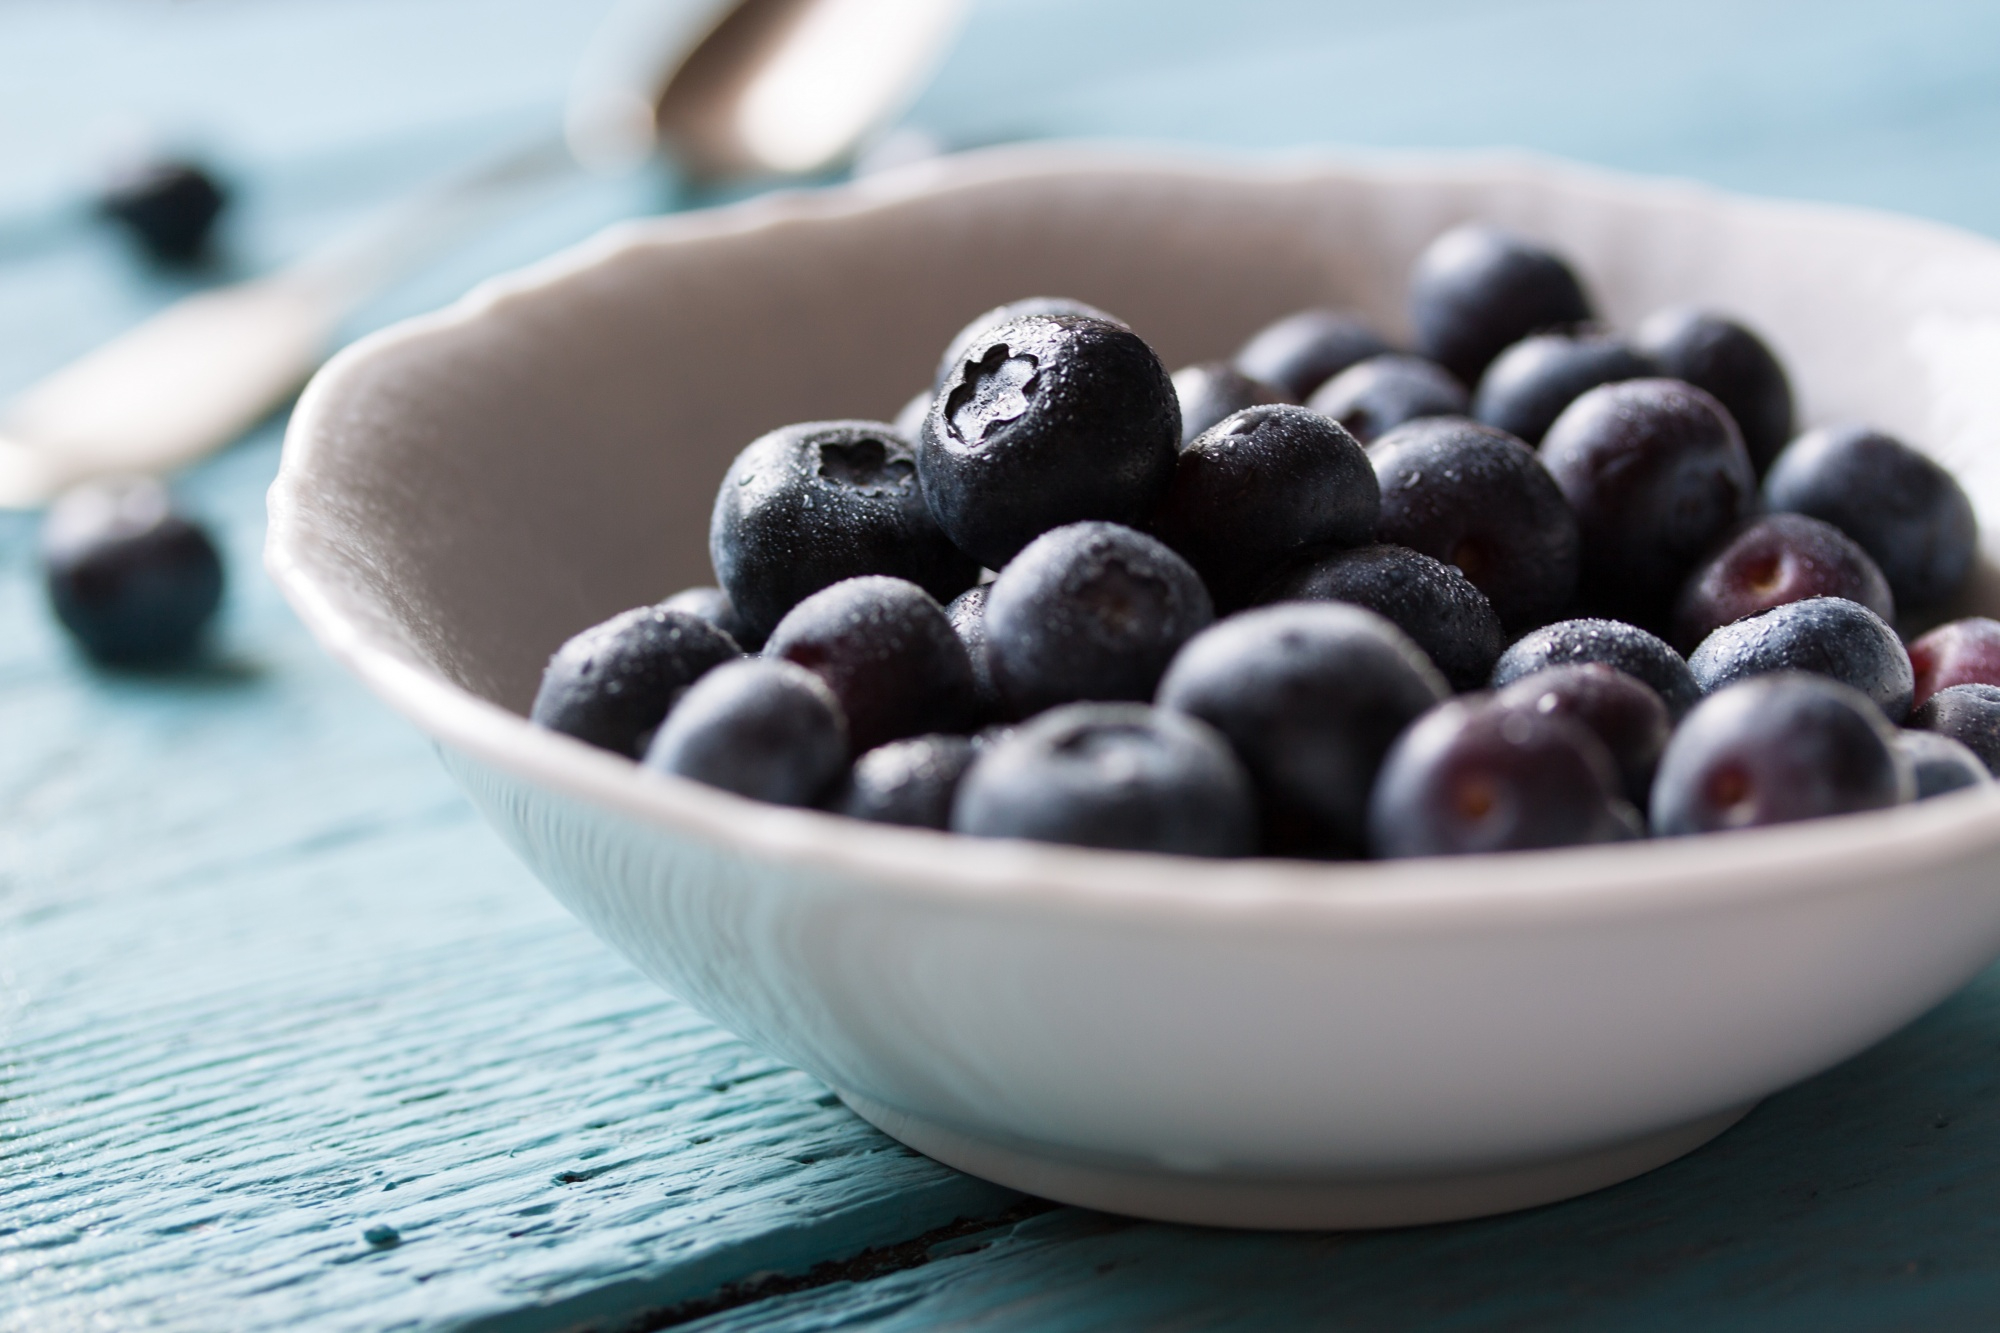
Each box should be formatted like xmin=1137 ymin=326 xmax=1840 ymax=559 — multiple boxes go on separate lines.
xmin=0 ymin=0 xmax=965 ymax=507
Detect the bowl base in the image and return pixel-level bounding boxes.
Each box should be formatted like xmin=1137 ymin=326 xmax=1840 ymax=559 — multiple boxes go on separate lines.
xmin=839 ymin=1092 xmax=1753 ymax=1230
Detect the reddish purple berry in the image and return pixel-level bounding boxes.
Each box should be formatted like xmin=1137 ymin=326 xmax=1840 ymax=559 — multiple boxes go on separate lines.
xmin=1495 ymin=663 xmax=1671 ymax=807
xmin=1672 ymin=512 xmax=1893 ymax=653
xmin=1367 ymin=696 xmax=1637 ymax=858
xmin=1909 ymin=618 xmax=2000 ymax=709
xmin=1651 ymin=674 xmax=1909 ymax=835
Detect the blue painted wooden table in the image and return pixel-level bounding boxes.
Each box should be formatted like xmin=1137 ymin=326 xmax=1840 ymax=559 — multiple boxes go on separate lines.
xmin=8 ymin=2 xmax=2000 ymax=1328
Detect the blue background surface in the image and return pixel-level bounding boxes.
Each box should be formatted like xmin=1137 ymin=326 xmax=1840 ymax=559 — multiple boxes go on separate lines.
xmin=6 ymin=2 xmax=2000 ymax=1329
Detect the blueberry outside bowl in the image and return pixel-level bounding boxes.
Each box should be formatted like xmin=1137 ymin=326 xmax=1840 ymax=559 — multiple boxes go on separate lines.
xmin=266 ymin=144 xmax=2000 ymax=1230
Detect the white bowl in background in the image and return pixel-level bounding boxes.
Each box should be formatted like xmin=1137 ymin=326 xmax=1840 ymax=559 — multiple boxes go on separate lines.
xmin=267 ymin=144 xmax=2000 ymax=1229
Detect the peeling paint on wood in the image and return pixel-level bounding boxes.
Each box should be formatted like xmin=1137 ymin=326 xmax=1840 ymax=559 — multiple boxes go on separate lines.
xmin=0 ymin=434 xmax=1019 ymax=1333
xmin=14 ymin=2 xmax=2000 ymax=1327
xmin=635 ymin=972 xmax=2000 ymax=1331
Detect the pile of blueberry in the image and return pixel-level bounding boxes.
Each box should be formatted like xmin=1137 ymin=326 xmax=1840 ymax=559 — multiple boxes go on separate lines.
xmin=532 ymin=223 xmax=2000 ymax=860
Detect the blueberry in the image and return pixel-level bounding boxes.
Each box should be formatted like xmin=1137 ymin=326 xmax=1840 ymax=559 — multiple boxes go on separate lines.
xmin=531 ymin=605 xmax=742 ymax=758
xmin=1496 ymin=616 xmax=1696 ymax=716
xmin=1150 ymin=404 xmax=1378 ymax=607
xmin=892 ymin=388 xmax=933 ymax=439
xmin=1157 ymin=601 xmax=1447 ymax=856
xmin=1305 ymin=354 xmax=1467 ymax=445
xmin=763 ymin=576 xmax=975 ymax=753
xmin=1763 ymin=425 xmax=1978 ymax=612
xmin=1687 ymin=595 xmax=1914 ymax=722
xmin=1909 ymin=618 xmax=2000 ymax=709
xmin=951 ymin=703 xmax=1256 ymax=856
xmin=1908 ymin=683 xmax=2000 ymax=774
xmin=985 ymin=522 xmax=1213 ymax=716
xmin=1471 ymin=329 xmax=1658 ymax=446
xmin=1634 ymin=308 xmax=1794 ymax=474
xmin=831 ymin=733 xmax=979 ymax=828
xmin=1650 ymin=674 xmax=1909 ymax=835
xmin=98 ymin=157 xmax=228 ymax=264
xmin=1494 ymin=664 xmax=1671 ymax=807
xmin=1490 ymin=617 xmax=1699 ymax=718
xmin=920 ymin=315 xmax=1180 ymax=568
xmin=1260 ymin=543 xmax=1501 ymax=691
xmin=933 ymin=296 xmax=1124 ymax=389
xmin=1672 ymin=513 xmax=1894 ymax=653
xmin=1408 ymin=225 xmax=1593 ymax=385
xmin=945 ymin=583 xmax=1002 ymax=718
xmin=41 ymin=477 xmax=225 ymax=666
xmin=1367 ymin=696 xmax=1636 ymax=858
xmin=1232 ymin=308 xmax=1391 ymax=401
xmin=644 ymin=658 xmax=848 ymax=805
xmin=1541 ymin=379 xmax=1756 ymax=626
xmin=711 ymin=420 xmax=978 ymax=640
xmin=659 ymin=585 xmax=761 ymax=651
xmin=1369 ymin=417 xmax=1579 ymax=632
xmin=1172 ymin=362 xmax=1286 ymax=445
xmin=1893 ymin=729 xmax=1992 ymax=800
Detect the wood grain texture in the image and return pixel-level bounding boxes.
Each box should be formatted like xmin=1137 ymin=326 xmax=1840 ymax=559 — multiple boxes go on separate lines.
xmin=0 ymin=434 xmax=1017 ymax=1333
xmin=19 ymin=419 xmax=2000 ymax=1333
xmin=10 ymin=0 xmax=2000 ymax=1327
xmin=660 ymin=970 xmax=2000 ymax=1331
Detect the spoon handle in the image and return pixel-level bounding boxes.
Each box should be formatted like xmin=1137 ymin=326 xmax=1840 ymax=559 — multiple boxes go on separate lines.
xmin=0 ymin=135 xmax=577 ymax=507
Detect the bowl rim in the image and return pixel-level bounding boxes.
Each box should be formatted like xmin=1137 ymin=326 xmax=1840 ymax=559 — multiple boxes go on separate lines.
xmin=267 ymin=139 xmax=2000 ymax=932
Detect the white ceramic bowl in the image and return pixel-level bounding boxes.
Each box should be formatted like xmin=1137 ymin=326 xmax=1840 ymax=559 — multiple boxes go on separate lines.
xmin=268 ymin=144 xmax=2000 ymax=1229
